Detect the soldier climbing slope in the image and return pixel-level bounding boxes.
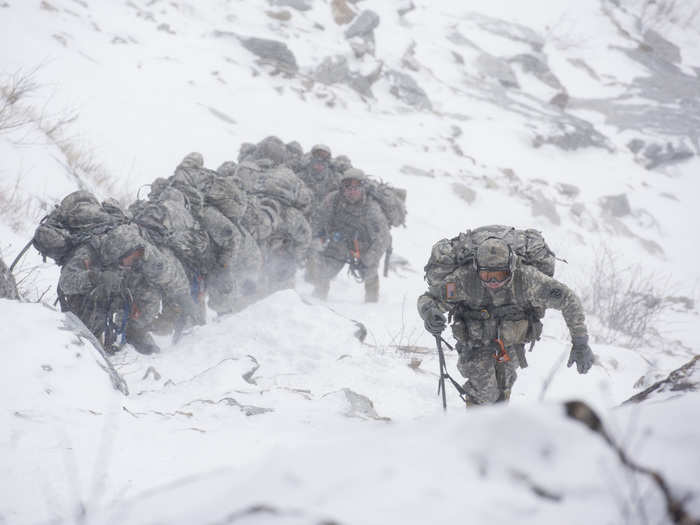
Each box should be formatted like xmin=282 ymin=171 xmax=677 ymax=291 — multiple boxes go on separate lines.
xmin=309 ymin=168 xmax=390 ymax=303
xmin=417 ymin=226 xmax=594 ymax=405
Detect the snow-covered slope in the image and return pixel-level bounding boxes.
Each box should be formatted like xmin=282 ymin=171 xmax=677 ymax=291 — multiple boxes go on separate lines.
xmin=1 ymin=1 xmax=699 ymax=523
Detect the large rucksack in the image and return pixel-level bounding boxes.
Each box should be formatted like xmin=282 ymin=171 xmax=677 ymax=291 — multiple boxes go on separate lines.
xmin=366 ymin=181 xmax=407 ymax=228
xmin=33 ymin=191 xmax=128 ymax=264
xmin=424 ymin=225 xmax=555 ymax=287
xmin=129 ymin=196 xmax=213 ymax=275
xmin=249 ymin=166 xmax=312 ymax=213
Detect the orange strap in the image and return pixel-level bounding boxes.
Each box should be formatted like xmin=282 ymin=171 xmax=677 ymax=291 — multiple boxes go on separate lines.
xmin=493 ymin=339 xmax=511 ymax=363
xmin=351 ymin=239 xmax=361 ymax=260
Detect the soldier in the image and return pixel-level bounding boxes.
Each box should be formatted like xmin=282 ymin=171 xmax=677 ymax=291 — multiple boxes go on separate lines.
xmin=310 ymin=168 xmax=391 ymax=303
xmin=417 ymin=235 xmax=593 ymax=405
xmin=299 ymin=144 xmax=341 ymax=216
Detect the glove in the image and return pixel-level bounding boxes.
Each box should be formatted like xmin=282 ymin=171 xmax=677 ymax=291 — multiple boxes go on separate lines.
xmin=567 ymin=336 xmax=594 ymax=374
xmin=88 ymin=270 xmax=123 ymax=295
xmin=424 ymin=309 xmax=446 ymax=336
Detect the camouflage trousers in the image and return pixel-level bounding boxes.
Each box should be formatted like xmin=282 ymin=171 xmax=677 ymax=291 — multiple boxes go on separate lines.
xmin=456 ymin=343 xmax=523 ymax=405
xmin=310 ymin=252 xmax=379 ymax=302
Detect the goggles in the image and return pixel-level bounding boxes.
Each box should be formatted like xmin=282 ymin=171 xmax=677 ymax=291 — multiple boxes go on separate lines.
xmin=478 ymin=269 xmax=510 ymax=283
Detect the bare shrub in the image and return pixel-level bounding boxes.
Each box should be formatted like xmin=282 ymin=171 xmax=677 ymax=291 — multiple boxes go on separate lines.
xmin=0 ymin=66 xmax=127 ymax=226
xmin=580 ymin=245 xmax=673 ymax=348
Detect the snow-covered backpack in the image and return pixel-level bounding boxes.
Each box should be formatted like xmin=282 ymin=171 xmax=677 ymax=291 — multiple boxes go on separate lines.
xmin=33 ymin=191 xmax=127 ymax=264
xmin=249 ymin=166 xmax=312 ymax=213
xmin=424 ymin=225 xmax=555 ymax=287
xmin=367 ymin=181 xmax=407 ymax=228
xmin=129 ymin=194 xmax=213 ymax=275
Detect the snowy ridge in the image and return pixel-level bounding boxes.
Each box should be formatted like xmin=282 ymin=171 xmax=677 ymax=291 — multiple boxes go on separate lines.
xmin=1 ymin=0 xmax=699 ymax=523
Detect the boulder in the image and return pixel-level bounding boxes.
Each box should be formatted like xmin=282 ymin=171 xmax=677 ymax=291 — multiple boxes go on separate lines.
xmin=240 ymin=36 xmax=298 ymax=73
xmin=599 ymin=194 xmax=631 ymax=218
xmin=270 ymin=0 xmax=312 ymax=11
xmin=344 ymin=9 xmax=380 ymax=39
xmin=386 ymin=70 xmax=432 ymax=110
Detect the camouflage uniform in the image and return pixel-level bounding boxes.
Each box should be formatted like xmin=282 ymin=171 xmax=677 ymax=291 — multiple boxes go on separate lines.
xmin=0 ymin=256 xmax=19 ymax=300
xmin=417 ymin=238 xmax=590 ymax=405
xmin=165 ymin=152 xmax=262 ymax=315
xmin=299 ymin=144 xmax=341 ymax=221
xmin=310 ymin=168 xmax=391 ymax=302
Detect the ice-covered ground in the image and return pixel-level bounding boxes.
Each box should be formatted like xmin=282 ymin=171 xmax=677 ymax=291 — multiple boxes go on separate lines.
xmin=1 ymin=1 xmax=699 ymax=523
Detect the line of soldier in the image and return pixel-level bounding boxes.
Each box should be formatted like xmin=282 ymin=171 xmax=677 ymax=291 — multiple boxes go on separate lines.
xmin=37 ymin=137 xmax=396 ymax=355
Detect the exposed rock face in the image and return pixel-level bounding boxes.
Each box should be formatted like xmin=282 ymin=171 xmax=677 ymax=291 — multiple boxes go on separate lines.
xmin=600 ymin=194 xmax=631 ymax=218
xmin=476 ymin=53 xmax=519 ymax=88
xmin=0 ymin=257 xmax=19 ymax=300
xmin=239 ymin=36 xmax=298 ymax=73
xmin=624 ymin=356 xmax=700 ymax=404
xmin=313 ymin=55 xmax=380 ymax=96
xmin=270 ymin=0 xmax=312 ymax=11
xmin=510 ymin=53 xmax=562 ymax=89
xmin=314 ymin=55 xmax=352 ymax=85
xmin=386 ymin=70 xmax=432 ymax=110
xmin=642 ymin=141 xmax=694 ymax=170
xmin=533 ymin=121 xmax=610 ymax=151
xmin=642 ymin=28 xmax=681 ymax=64
xmin=344 ymin=9 xmax=380 ymax=39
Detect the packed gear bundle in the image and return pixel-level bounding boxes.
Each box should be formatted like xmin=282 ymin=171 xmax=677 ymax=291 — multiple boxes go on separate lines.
xmin=32 ymin=191 xmax=128 ymax=264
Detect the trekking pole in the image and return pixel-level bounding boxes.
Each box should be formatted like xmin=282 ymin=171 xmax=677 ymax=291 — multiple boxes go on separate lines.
xmin=436 ymin=336 xmax=447 ymax=411
xmin=9 ymin=238 xmax=35 ymax=273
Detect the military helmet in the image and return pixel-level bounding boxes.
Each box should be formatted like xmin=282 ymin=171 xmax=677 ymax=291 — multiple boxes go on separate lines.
xmin=217 ymin=161 xmax=238 ymax=177
xmin=286 ymin=141 xmax=303 ymax=158
xmin=475 ymin=237 xmax=515 ymax=289
xmin=179 ymin=152 xmax=204 ymax=169
xmin=255 ymin=137 xmax=287 ymax=165
xmin=340 ymin=167 xmax=368 ymax=183
xmin=100 ymin=224 xmax=146 ymax=266
xmin=311 ymin=144 xmax=331 ymax=159
xmin=333 ymin=155 xmax=352 ymax=172
xmin=238 ymin=142 xmax=256 ymax=162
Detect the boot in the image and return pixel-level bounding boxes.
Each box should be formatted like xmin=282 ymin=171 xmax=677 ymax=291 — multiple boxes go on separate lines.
xmin=126 ymin=324 xmax=160 ymax=355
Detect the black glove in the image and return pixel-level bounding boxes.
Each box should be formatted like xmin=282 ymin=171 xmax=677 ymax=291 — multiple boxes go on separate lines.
xmin=567 ymin=336 xmax=594 ymax=374
xmin=424 ymin=309 xmax=446 ymax=336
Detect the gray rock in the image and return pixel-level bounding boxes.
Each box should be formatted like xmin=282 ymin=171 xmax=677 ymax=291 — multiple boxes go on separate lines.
xmin=527 ymin=189 xmax=560 ymax=225
xmin=314 ymin=55 xmax=351 ymax=85
xmin=643 ymin=141 xmax=694 ymax=170
xmin=642 ymin=29 xmax=681 ymax=64
xmin=400 ymin=165 xmax=434 ymax=178
xmin=533 ymin=119 xmax=610 ymax=151
xmin=386 ymin=70 xmax=432 ymax=110
xmin=0 ymin=257 xmax=19 ymax=300
xmin=555 ymin=182 xmax=580 ymax=199
xmin=239 ymin=36 xmax=298 ymax=72
xmin=344 ymin=9 xmax=380 ymax=39
xmin=626 ymin=138 xmax=645 ymax=154
xmin=270 ymin=0 xmax=312 ymax=11
xmin=476 ymin=53 xmax=519 ymax=88
xmin=342 ymin=388 xmax=389 ymax=420
xmin=600 ymin=194 xmax=631 ymax=218
xmin=509 ymin=53 xmax=562 ymax=89
xmin=624 ymin=356 xmax=699 ymax=404
xmin=313 ymin=55 xmax=378 ymax=96
xmin=451 ymin=182 xmax=476 ymax=204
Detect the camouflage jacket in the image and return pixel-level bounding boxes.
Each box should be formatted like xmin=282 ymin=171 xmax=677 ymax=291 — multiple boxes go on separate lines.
xmin=314 ymin=192 xmax=391 ymax=269
xmin=417 ymin=261 xmax=588 ymax=347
